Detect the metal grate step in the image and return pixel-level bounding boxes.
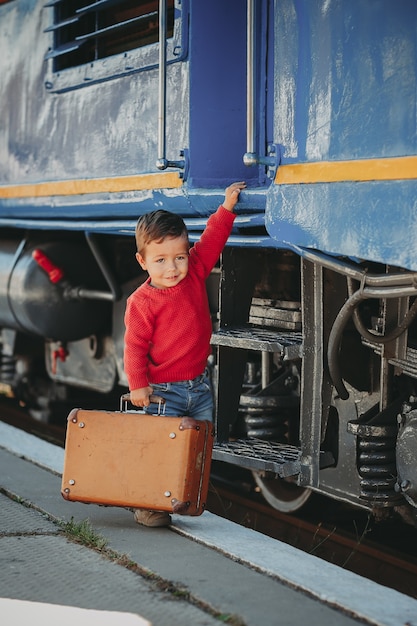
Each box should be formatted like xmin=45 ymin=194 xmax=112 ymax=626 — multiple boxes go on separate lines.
xmin=211 ymin=325 xmax=303 ymax=359
xmin=213 ymin=439 xmax=301 ymax=478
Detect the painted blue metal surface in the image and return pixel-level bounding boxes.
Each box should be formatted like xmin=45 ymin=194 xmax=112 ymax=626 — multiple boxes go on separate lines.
xmin=2 ymin=0 xmax=416 ymax=270
xmin=0 ymin=2 xmax=188 ymax=208
xmin=0 ymin=214 xmax=274 ymax=248
xmin=0 ymin=0 xmax=260 ymax=220
xmin=187 ymin=1 xmax=251 ymax=189
xmin=266 ymin=0 xmax=417 ymax=270
xmin=266 ymin=180 xmax=417 ymax=271
xmin=272 ymin=0 xmax=417 ymax=162
xmin=0 ymin=188 xmax=266 ymax=220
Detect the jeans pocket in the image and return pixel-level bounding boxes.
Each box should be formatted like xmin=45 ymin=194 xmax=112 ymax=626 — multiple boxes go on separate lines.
xmin=198 ymin=376 xmax=211 ymax=394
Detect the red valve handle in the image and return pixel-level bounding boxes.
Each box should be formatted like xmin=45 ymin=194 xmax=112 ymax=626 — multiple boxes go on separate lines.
xmin=32 ymin=249 xmax=64 ymax=284
xmin=51 ymin=345 xmax=68 ymax=374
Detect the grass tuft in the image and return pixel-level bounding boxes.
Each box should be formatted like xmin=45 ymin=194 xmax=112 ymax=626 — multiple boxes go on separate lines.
xmin=61 ymin=517 xmax=108 ymax=551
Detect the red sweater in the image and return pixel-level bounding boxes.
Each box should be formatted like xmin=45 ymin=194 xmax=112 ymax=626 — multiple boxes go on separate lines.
xmin=124 ymin=205 xmax=236 ymax=390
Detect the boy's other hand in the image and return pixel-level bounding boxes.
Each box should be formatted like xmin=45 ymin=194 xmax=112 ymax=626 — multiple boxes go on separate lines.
xmin=130 ymin=386 xmax=154 ymax=407
xmin=223 ymin=181 xmax=246 ymax=212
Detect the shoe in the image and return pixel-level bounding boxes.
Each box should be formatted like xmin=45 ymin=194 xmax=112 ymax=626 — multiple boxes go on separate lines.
xmin=133 ymin=509 xmax=171 ymax=527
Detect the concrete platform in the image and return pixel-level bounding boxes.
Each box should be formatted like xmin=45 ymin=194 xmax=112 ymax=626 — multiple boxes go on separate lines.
xmin=1 ymin=421 xmax=417 ymax=626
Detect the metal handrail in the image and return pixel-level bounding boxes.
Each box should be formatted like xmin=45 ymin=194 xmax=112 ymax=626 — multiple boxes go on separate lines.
xmin=245 ymin=0 xmax=256 ymax=160
xmin=243 ymin=0 xmax=277 ymax=169
xmin=156 ymin=0 xmax=184 ymax=171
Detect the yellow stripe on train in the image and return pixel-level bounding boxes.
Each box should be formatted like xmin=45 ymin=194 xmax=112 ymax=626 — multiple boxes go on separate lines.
xmin=0 ymin=172 xmax=183 ymax=198
xmin=275 ymin=155 xmax=417 ymax=185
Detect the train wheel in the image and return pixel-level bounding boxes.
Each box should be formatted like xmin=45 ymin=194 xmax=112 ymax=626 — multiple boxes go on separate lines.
xmin=253 ymin=472 xmax=311 ymax=513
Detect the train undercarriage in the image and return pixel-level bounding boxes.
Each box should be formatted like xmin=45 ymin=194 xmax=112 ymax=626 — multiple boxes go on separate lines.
xmin=1 ymin=231 xmax=417 ymax=526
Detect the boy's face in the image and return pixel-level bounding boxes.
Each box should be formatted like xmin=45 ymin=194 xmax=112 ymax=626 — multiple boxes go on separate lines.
xmin=136 ymin=234 xmax=189 ymax=289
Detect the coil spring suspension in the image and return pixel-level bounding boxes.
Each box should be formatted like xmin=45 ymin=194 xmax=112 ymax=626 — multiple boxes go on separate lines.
xmin=0 ymin=353 xmax=16 ymax=383
xmin=348 ymin=420 xmax=401 ymax=506
xmin=239 ymin=394 xmax=289 ymax=441
xmin=238 ymin=361 xmax=299 ymax=442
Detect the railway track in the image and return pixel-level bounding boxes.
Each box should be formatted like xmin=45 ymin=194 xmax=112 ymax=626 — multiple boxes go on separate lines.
xmin=207 ymin=480 xmax=417 ymax=600
xmin=2 ymin=398 xmax=417 ymax=600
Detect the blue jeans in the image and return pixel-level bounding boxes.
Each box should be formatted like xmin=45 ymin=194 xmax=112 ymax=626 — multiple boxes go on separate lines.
xmin=146 ymin=373 xmax=213 ymax=422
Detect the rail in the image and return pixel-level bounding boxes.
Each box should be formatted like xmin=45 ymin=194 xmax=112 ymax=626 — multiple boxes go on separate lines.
xmin=243 ymin=0 xmax=278 ymax=170
xmin=156 ymin=0 xmax=185 ymax=172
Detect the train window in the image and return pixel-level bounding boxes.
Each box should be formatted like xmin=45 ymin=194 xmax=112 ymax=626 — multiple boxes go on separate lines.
xmin=44 ymin=0 xmax=186 ymax=93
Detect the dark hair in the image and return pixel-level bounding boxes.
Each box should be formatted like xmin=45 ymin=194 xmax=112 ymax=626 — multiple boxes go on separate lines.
xmin=135 ymin=210 xmax=188 ymax=254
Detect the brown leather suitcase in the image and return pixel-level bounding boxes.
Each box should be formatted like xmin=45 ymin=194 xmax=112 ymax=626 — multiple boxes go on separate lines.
xmin=61 ymin=395 xmax=214 ymax=515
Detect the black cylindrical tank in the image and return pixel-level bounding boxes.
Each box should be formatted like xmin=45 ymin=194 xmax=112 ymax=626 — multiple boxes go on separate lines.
xmin=0 ymin=240 xmax=109 ymax=341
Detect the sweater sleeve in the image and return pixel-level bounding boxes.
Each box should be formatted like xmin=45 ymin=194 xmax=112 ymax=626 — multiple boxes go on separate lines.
xmin=190 ymin=205 xmax=236 ymax=278
xmin=123 ymin=291 xmax=154 ymax=390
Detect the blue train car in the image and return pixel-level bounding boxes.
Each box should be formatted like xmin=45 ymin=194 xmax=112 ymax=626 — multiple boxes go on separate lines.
xmin=1 ymin=0 xmax=417 ymax=524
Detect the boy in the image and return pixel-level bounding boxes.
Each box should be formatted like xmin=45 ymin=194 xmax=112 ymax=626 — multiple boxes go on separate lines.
xmin=124 ymin=181 xmax=246 ymax=527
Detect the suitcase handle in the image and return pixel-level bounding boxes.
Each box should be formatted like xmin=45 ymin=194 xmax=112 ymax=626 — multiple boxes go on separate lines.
xmin=120 ymin=393 xmax=166 ymax=414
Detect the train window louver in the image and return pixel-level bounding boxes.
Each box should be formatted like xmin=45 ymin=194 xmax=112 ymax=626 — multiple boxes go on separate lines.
xmin=44 ymin=0 xmax=174 ymax=73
